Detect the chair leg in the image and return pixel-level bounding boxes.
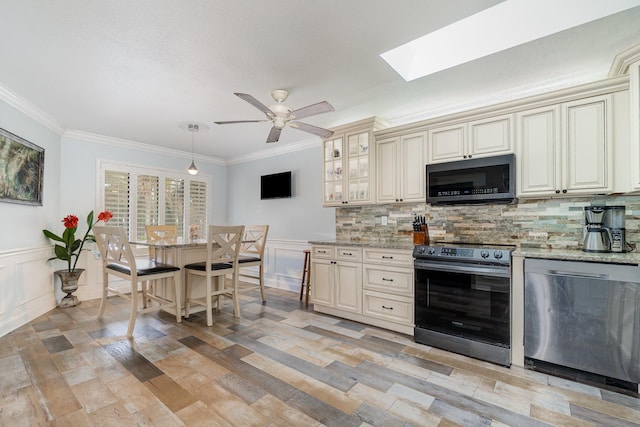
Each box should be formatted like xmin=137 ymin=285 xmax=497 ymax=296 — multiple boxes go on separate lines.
xmin=126 ymin=280 xmax=138 ymax=338
xmin=141 ymin=280 xmax=148 ymax=309
xmin=205 ymin=276 xmax=213 ymax=327
xmin=173 ymin=273 xmax=182 ymax=323
xmin=184 ymin=272 xmax=191 ymax=319
xmin=259 ymin=265 xmax=266 ymax=302
xmin=232 ymin=273 xmax=241 ymax=318
xmin=97 ymin=272 xmax=109 ymax=319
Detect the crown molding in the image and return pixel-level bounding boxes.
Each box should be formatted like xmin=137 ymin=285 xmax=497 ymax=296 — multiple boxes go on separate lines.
xmin=225 ymin=137 xmax=320 ymax=165
xmin=609 ymin=43 xmax=640 ymax=77
xmin=64 ymin=129 xmax=226 ymax=166
xmin=0 ymin=82 xmax=65 ymax=135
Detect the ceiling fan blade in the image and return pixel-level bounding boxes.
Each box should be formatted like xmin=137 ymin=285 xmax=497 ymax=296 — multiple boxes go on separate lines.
xmin=214 ymin=120 xmax=266 ymax=125
xmin=234 ymin=93 xmax=275 ymax=116
xmin=290 ymin=121 xmax=334 ymax=138
xmin=266 ymin=126 xmax=282 ymax=143
xmin=291 ymin=101 xmax=334 ymax=120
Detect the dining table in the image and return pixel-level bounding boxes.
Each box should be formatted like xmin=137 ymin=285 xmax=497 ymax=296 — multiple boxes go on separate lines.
xmin=132 ymin=236 xmax=255 ymax=317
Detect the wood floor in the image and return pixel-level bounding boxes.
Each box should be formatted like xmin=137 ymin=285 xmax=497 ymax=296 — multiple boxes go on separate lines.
xmin=1 ymin=284 xmax=639 ymax=426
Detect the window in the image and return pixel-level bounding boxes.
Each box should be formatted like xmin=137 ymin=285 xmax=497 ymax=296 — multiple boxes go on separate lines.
xmin=99 ymin=162 xmax=209 ymax=241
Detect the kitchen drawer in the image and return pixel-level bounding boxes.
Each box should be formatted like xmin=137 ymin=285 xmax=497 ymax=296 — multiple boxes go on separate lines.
xmin=363 ymin=291 xmax=413 ymax=326
xmin=312 ymin=246 xmax=334 ymax=259
xmin=336 ymin=246 xmax=362 ymax=262
xmin=363 ymin=248 xmax=412 ymax=267
xmin=363 ymin=264 xmax=413 ymax=296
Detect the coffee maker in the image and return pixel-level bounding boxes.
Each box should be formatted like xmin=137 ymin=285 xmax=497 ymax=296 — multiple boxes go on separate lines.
xmin=583 ymin=205 xmax=626 ymax=253
xmin=583 ymin=206 xmax=610 ymax=252
xmin=604 ymin=205 xmax=626 ymax=253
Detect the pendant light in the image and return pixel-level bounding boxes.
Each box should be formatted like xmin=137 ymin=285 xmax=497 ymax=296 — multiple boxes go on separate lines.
xmin=178 ymin=121 xmax=209 ymax=176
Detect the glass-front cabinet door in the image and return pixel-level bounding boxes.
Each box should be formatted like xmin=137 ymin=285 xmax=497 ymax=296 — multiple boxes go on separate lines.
xmin=324 ymin=136 xmax=344 ymax=204
xmin=322 ymin=117 xmax=386 ymax=207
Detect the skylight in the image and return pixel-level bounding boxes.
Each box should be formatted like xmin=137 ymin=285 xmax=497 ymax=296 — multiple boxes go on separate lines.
xmin=381 ymin=0 xmax=640 ymax=81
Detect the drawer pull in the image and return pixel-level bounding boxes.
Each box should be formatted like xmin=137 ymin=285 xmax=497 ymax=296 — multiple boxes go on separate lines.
xmin=343 ymin=252 xmax=352 ymax=256
xmin=382 ymin=256 xmax=394 ymax=259
xmin=382 ymin=278 xmax=394 ymax=282
xmin=319 ymin=250 xmax=328 ymax=254
xmin=382 ymin=305 xmax=394 ymax=310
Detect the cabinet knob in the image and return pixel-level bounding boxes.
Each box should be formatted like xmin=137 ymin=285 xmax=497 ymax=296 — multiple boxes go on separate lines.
xmin=468 ymin=155 xmax=472 ymax=158
xmin=562 ymin=189 xmax=567 ymax=193
xmin=463 ymin=155 xmax=467 ymax=159
xmin=555 ymin=190 xmax=561 ymax=194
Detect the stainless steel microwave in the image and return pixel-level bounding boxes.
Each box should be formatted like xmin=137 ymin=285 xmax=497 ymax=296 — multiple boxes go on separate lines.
xmin=426 ymin=154 xmax=516 ymax=205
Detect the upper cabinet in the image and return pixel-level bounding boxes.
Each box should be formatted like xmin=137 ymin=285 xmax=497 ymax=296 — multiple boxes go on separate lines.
xmin=322 ymin=117 xmax=388 ymax=207
xmin=376 ymin=131 xmax=427 ymax=203
xmin=629 ymin=60 xmax=640 ymax=192
xmin=517 ymin=95 xmax=613 ymax=197
xmin=428 ymin=114 xmax=513 ymax=163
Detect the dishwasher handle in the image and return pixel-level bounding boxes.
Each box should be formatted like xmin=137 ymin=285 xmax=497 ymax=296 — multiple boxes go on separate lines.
xmin=547 ymin=270 xmax=609 ymax=280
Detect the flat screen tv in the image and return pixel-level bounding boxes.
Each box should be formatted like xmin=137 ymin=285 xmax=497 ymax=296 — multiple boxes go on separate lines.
xmin=260 ymin=171 xmax=292 ymax=199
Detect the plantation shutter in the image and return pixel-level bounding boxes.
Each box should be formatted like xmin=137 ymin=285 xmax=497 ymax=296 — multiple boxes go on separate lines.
xmin=165 ymin=177 xmax=185 ymax=239
xmin=136 ymin=174 xmax=159 ymax=240
xmin=104 ymin=170 xmax=130 ymax=233
xmin=189 ymin=180 xmax=207 ymax=240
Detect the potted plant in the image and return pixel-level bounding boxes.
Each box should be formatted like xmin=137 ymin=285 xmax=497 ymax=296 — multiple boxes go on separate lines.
xmin=43 ymin=210 xmax=112 ymax=307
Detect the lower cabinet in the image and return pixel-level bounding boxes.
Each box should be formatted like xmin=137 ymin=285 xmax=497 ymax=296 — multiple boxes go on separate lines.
xmin=311 ymin=245 xmax=414 ymax=335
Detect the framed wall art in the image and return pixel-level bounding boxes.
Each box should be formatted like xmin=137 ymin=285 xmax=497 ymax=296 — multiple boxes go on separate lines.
xmin=0 ymin=128 xmax=44 ymax=206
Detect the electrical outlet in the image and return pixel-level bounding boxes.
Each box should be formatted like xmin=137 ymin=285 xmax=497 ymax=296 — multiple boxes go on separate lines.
xmin=381 ymin=216 xmax=388 ymax=226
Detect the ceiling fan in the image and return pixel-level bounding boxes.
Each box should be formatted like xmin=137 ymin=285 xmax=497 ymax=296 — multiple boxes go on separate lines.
xmin=214 ymin=90 xmax=335 ymax=143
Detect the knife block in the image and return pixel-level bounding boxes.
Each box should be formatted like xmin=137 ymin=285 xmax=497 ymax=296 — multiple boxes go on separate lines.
xmin=413 ymin=225 xmax=429 ymax=245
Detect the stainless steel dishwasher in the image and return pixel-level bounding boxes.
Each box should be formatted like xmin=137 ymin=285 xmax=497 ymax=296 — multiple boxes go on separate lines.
xmin=524 ymin=258 xmax=640 ymax=391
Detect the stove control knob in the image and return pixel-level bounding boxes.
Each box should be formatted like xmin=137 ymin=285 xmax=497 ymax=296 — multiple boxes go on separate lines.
xmin=416 ymin=246 xmax=425 ymax=254
xmin=494 ymin=251 xmax=503 ymax=259
xmin=427 ymin=247 xmax=436 ymax=255
xmin=480 ymin=249 xmax=490 ymax=258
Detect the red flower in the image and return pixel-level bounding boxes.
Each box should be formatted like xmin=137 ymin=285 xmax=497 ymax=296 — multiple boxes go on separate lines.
xmin=62 ymin=215 xmax=79 ymax=229
xmin=97 ymin=211 xmax=113 ymax=222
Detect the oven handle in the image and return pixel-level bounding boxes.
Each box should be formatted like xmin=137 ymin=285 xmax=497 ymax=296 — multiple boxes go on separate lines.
xmin=414 ymin=260 xmax=510 ymax=278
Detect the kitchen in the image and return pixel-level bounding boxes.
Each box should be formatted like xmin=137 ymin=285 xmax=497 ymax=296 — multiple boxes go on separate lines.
xmin=2 ymin=2 xmax=640 ymax=425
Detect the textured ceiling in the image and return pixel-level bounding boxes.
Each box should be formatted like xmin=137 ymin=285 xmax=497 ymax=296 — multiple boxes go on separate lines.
xmin=1 ymin=1 xmax=639 ymax=162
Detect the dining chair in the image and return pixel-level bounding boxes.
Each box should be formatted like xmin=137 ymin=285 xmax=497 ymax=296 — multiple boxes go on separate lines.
xmin=237 ymin=224 xmax=269 ymax=302
xmin=183 ymin=225 xmax=245 ymax=326
xmin=144 ymin=224 xmax=178 ymax=301
xmin=145 ymin=224 xmax=178 ymax=244
xmin=93 ymin=226 xmax=182 ymax=338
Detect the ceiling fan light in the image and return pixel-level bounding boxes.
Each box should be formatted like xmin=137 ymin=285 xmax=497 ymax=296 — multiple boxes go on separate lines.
xmin=188 ymin=160 xmax=198 ymax=175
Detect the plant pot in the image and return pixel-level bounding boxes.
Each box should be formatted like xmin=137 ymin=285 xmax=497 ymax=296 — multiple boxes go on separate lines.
xmin=53 ymin=269 xmax=84 ymax=308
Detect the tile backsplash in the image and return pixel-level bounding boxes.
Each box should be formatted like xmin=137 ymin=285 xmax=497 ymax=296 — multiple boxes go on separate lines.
xmin=335 ymin=195 xmax=640 ymax=249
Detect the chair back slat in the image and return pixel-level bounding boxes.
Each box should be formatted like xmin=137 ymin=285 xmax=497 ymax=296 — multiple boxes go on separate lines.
xmin=146 ymin=225 xmax=178 ymax=243
xmin=207 ymin=225 xmax=245 ymax=268
xmin=240 ymin=225 xmax=269 ymax=257
xmin=94 ymin=226 xmax=136 ymax=271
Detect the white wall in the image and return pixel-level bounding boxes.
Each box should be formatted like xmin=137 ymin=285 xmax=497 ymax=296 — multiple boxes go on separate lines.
xmin=226 ymin=146 xmax=336 ymax=291
xmin=227 ymin=146 xmax=335 ymax=241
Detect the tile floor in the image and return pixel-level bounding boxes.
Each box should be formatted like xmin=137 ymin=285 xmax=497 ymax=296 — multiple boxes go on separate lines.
xmin=1 ymin=285 xmax=639 ymax=426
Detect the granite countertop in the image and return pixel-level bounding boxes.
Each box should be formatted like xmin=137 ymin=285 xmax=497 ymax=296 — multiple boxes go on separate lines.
xmin=309 ymin=240 xmax=640 ymax=264
xmin=308 ymin=240 xmax=415 ymax=251
xmin=513 ymin=247 xmax=640 ymax=265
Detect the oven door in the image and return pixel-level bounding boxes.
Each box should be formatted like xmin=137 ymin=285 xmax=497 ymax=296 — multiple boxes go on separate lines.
xmin=415 ymin=260 xmax=511 ymax=347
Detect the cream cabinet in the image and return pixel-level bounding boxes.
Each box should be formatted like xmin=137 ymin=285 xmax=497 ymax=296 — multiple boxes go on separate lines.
xmin=322 ymin=117 xmax=387 ymax=207
xmin=311 ymin=245 xmax=413 ymax=335
xmin=428 ymin=114 xmax=513 ymax=163
xmin=517 ymin=95 xmax=613 ymax=197
xmin=310 ymin=246 xmax=362 ymax=314
xmin=362 ymin=248 xmax=414 ymax=328
xmin=376 ymin=131 xmax=426 ymax=203
xmin=629 ymin=60 xmax=640 ymax=192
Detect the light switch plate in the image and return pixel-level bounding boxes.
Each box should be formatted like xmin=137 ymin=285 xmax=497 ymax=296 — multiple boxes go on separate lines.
xmin=381 ymin=216 xmax=388 ymax=226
